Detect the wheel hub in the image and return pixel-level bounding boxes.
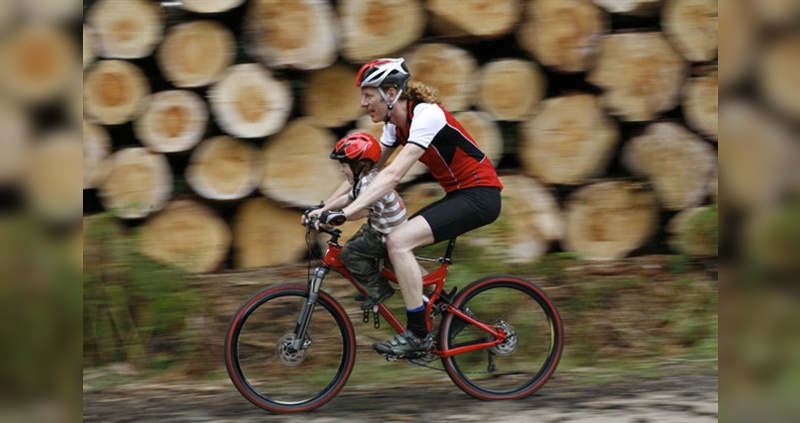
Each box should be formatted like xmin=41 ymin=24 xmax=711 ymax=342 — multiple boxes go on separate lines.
xmin=276 ymin=334 xmax=309 ymax=366
xmin=490 ymin=321 xmax=518 ymax=356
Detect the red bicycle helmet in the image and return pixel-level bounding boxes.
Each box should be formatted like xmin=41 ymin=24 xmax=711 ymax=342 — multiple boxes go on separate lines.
xmin=355 ymin=58 xmax=410 ymax=88
xmin=330 ymin=132 xmax=381 ymax=164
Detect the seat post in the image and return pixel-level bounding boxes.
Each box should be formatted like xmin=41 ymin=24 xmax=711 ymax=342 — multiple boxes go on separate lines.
xmin=443 ymin=238 xmax=457 ymax=263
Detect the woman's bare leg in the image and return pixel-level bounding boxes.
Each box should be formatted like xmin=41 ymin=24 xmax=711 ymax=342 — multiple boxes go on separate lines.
xmin=385 ymin=216 xmax=434 ymax=310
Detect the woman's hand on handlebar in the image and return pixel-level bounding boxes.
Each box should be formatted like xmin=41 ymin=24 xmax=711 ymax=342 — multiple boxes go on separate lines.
xmin=319 ymin=210 xmax=346 ymax=226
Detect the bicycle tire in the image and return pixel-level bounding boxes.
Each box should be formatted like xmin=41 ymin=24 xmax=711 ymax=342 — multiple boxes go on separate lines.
xmin=224 ymin=283 xmax=356 ymax=413
xmin=440 ymin=275 xmax=564 ymax=400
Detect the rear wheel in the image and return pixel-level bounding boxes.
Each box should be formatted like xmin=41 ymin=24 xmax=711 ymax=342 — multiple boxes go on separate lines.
xmin=440 ymin=275 xmax=564 ymax=400
xmin=224 ymin=283 xmax=356 ymax=413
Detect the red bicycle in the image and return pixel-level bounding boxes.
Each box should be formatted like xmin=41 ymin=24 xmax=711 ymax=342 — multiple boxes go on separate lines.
xmin=224 ymin=218 xmax=564 ymax=413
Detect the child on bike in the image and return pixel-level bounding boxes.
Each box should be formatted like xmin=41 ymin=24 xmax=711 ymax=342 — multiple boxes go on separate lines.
xmin=307 ymin=132 xmax=407 ymax=311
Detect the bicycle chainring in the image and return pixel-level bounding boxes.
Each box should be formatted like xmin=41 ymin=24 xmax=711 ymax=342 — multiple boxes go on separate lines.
xmin=408 ymin=351 xmax=438 ymax=368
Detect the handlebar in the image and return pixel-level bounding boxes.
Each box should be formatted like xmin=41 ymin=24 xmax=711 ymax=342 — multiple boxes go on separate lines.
xmin=302 ymin=215 xmax=342 ymax=238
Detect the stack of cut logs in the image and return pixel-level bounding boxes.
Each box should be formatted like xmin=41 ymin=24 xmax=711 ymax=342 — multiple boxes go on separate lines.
xmin=80 ymin=0 xmax=730 ymax=273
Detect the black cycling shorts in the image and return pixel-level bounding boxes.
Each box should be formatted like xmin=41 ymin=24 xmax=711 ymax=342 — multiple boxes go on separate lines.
xmin=412 ymin=186 xmax=501 ymax=244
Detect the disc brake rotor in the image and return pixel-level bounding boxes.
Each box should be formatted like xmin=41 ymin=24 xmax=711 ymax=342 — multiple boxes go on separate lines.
xmin=276 ymin=334 xmax=309 ymax=366
xmin=490 ymin=321 xmax=518 ymax=356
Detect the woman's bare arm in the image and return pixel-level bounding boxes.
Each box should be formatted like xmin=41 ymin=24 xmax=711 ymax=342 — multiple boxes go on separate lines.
xmin=341 ymin=144 xmax=425 ymax=218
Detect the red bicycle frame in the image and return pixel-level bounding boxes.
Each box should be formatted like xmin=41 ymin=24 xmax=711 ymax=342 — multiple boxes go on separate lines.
xmin=317 ymin=232 xmax=507 ymax=358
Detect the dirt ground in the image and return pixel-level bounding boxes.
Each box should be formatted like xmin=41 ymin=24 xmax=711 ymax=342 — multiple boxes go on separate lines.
xmin=83 ymin=366 xmax=717 ymax=422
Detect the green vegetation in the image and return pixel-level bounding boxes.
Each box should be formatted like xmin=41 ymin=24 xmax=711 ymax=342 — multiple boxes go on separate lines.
xmin=0 ymin=213 xmax=81 ymax=402
xmin=83 ymin=213 xmax=205 ymax=371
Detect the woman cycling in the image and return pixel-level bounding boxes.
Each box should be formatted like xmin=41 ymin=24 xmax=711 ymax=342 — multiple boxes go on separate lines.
xmin=312 ymin=58 xmax=503 ymax=356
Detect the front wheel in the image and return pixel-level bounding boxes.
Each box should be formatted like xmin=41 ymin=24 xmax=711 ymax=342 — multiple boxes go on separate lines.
xmin=440 ymin=275 xmax=564 ymax=400
xmin=224 ymin=283 xmax=356 ymax=413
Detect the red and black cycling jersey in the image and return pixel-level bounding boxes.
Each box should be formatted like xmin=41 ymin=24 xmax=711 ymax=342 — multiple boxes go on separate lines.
xmin=380 ymin=101 xmax=503 ymax=193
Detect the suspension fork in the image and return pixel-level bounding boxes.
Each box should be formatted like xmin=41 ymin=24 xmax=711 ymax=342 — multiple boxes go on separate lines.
xmin=290 ymin=266 xmax=329 ymax=351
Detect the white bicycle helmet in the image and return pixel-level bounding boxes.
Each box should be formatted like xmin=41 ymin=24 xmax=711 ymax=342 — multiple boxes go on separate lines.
xmin=355 ymin=58 xmax=410 ymax=88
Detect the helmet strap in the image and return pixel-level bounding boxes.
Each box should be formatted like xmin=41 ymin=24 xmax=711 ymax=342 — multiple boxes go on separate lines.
xmin=378 ymin=87 xmax=403 ymax=123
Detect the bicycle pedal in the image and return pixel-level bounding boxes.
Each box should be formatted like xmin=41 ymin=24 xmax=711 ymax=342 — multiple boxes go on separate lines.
xmin=372 ymin=308 xmax=380 ymax=329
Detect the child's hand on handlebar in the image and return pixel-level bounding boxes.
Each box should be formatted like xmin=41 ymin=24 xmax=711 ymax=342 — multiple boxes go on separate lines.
xmin=301 ymin=203 xmax=324 ymax=225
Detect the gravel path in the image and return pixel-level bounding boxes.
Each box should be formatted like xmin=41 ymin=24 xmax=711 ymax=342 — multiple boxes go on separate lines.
xmin=84 ymin=370 xmax=717 ymax=422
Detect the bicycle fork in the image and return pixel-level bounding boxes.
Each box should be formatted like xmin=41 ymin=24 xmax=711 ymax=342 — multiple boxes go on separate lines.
xmin=290 ymin=266 xmax=328 ymax=351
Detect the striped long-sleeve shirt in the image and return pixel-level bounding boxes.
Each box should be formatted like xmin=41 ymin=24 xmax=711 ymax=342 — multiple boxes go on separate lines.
xmin=348 ymin=170 xmax=407 ymax=236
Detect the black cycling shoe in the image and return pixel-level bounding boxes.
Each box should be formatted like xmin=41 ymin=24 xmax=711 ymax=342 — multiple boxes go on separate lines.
xmin=360 ymin=289 xmax=394 ymax=310
xmin=373 ymin=330 xmax=433 ymax=357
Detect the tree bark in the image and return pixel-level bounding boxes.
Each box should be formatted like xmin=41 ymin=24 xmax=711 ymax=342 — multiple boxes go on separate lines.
xmin=758 ymin=33 xmax=800 ymax=121
xmin=745 ymin=204 xmax=800 ymax=273
xmin=83 ymin=121 xmax=111 ymax=190
xmin=84 ymin=59 xmax=150 ymax=125
xmin=718 ymin=0 xmax=756 ymax=90
xmin=83 ymin=25 xmax=95 ymax=69
xmin=338 ymin=0 xmax=426 ymax=63
xmin=683 ymin=67 xmax=718 ymax=140
xmin=562 ymin=180 xmax=659 ymax=260
xmin=23 ymin=132 xmax=83 ymax=222
xmin=668 ymin=205 xmax=718 ymax=258
xmin=453 ymin=111 xmax=504 ymax=167
xmin=662 ymin=0 xmax=718 ymax=63
xmin=518 ymin=0 xmax=608 ymax=73
xmin=465 ymin=174 xmax=563 ymax=264
xmin=720 ymin=100 xmax=796 ymax=211
xmin=0 ymin=1 xmax=12 ymax=30
xmin=180 ymin=0 xmax=246 ymax=14
xmin=138 ymin=199 xmax=232 ymax=274
xmin=259 ymin=118 xmax=342 ymax=207
xmin=186 ymin=136 xmax=263 ymax=201
xmin=208 ymin=63 xmax=292 ymax=139
xmin=592 ymin=0 xmax=662 ymax=16
xmin=233 ymin=197 xmax=307 ymax=268
xmin=17 ymin=0 xmax=83 ymax=22
xmin=623 ymin=122 xmax=716 ymax=210
xmin=98 ymin=147 xmax=172 ymax=219
xmin=134 ymin=90 xmax=208 ymax=153
xmin=405 ymin=43 xmax=478 ymax=112
xmin=519 ymin=93 xmax=619 ymax=185
xmin=476 ymin=58 xmax=546 ymax=121
xmin=302 ymin=64 xmax=365 ymax=128
xmin=587 ymin=32 xmax=688 ymax=122
xmin=157 ymin=20 xmax=235 ymax=88
xmin=0 ymin=23 xmax=76 ymax=104
xmin=244 ymin=0 xmax=337 ymax=70
xmin=427 ymin=0 xmax=521 ymax=38
xmin=749 ymin=0 xmax=800 ymax=27
xmin=85 ymin=0 xmax=163 ymax=59
xmin=0 ymin=100 xmax=30 ymax=185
